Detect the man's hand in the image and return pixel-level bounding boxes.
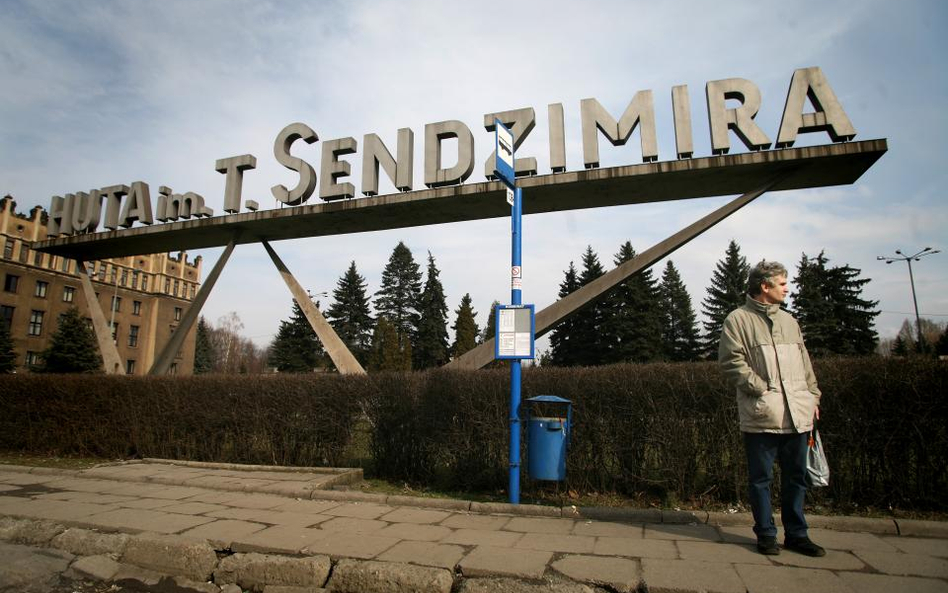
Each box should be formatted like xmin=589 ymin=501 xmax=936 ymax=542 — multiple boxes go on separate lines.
xmin=815 ymin=406 xmax=820 ymax=420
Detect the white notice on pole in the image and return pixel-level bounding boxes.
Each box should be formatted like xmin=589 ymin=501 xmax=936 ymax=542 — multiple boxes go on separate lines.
xmin=499 ymin=309 xmax=516 ymax=332
xmin=506 ymin=187 xmax=514 ymax=206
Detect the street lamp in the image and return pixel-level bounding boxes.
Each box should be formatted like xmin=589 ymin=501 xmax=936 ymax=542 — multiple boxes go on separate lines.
xmin=877 ymin=247 xmax=941 ymax=350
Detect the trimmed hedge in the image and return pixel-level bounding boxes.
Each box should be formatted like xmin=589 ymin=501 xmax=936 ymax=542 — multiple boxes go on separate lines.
xmin=0 ymin=357 xmax=944 ymax=510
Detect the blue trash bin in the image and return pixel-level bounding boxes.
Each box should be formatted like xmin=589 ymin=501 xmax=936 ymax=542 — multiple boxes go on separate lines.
xmin=526 ymin=395 xmax=572 ymax=481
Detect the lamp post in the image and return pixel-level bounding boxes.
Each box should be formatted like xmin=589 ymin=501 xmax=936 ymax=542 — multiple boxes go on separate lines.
xmin=877 ymin=247 xmax=941 ymax=350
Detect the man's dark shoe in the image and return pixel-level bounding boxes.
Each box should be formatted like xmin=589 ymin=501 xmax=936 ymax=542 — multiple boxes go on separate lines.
xmin=784 ymin=536 xmax=826 ymax=557
xmin=757 ymin=537 xmax=780 ymax=555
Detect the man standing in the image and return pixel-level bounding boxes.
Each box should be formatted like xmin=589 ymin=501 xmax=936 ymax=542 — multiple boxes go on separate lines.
xmin=718 ymin=260 xmax=826 ymax=557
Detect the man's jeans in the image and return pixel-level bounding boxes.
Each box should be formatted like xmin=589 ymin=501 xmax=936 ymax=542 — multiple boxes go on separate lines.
xmin=743 ymin=431 xmax=809 ymax=540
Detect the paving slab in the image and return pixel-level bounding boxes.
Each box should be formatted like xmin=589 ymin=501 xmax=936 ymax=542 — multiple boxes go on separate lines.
xmin=642 ymin=558 xmax=746 ymax=593
xmin=771 ymin=548 xmax=866 ymax=570
xmin=504 ymin=516 xmax=575 ymax=534
xmin=322 ymin=501 xmax=394 ymax=519
xmin=592 ymin=536 xmax=678 ymax=558
xmin=551 ymin=554 xmax=641 ymax=593
xmin=376 ymin=522 xmax=452 ymax=541
xmin=677 ymin=540 xmax=772 ymax=564
xmin=86 ymin=507 xmax=215 ymax=534
xmin=0 ymin=540 xmax=74 ymax=591
xmin=379 ymin=507 xmax=452 ymax=524
xmin=514 ymin=532 xmax=596 ymax=554
xmin=376 ymin=540 xmax=466 ymax=569
xmin=441 ymin=513 xmax=511 ymax=530
xmin=716 ymin=525 xmax=757 ymax=545
xmin=735 ymin=563 xmax=856 ymax=593
xmin=803 ymin=527 xmax=898 ymax=552
xmin=854 ymin=549 xmax=948 ymax=578
xmin=318 ymin=516 xmax=388 ymax=534
xmin=884 ymin=536 xmax=948 ymax=557
xmin=159 ymin=501 xmax=231 ymax=515
xmin=837 ymin=571 xmax=948 ymax=593
xmin=179 ymin=519 xmax=269 ymax=548
xmin=899 ymin=519 xmax=948 ymax=538
xmin=270 ymin=499 xmax=341 ymax=514
xmin=572 ymin=520 xmax=643 ymax=538
xmin=459 ymin=545 xmax=553 ymax=579
xmin=1 ymin=498 xmax=119 ymax=522
xmin=301 ymin=531 xmax=400 ymax=559
xmin=208 ymin=507 xmax=331 ymax=527
xmin=645 ymin=523 xmax=722 ymax=542
xmin=113 ymin=497 xmax=179 ymax=510
xmin=441 ymin=527 xmax=524 ymax=547
xmin=143 ymin=485 xmax=214 ymax=500
xmin=233 ymin=525 xmax=330 ymax=554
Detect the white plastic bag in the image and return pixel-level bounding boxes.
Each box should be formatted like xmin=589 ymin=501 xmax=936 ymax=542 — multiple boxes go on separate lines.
xmin=806 ymin=429 xmax=830 ymax=488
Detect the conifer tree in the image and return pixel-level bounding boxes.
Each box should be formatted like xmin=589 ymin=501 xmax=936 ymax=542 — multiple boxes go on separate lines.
xmin=571 ymin=246 xmax=608 ymax=365
xmin=658 ymin=260 xmax=702 ymax=361
xmin=326 ymin=261 xmax=374 ymax=364
xmin=936 ymin=326 xmax=948 ymax=357
xmin=701 ymin=240 xmax=749 ymax=358
xmin=549 ymin=263 xmax=581 ymax=366
xmin=414 ymin=252 xmax=450 ymax=369
xmin=39 ymin=307 xmax=102 ymax=373
xmin=480 ymin=301 xmax=500 ymax=344
xmin=374 ymin=242 xmax=422 ymax=356
xmin=791 ymin=251 xmax=879 ymax=356
xmin=193 ymin=316 xmax=214 ymax=374
xmin=451 ymin=293 xmax=479 ymax=359
xmin=268 ymin=300 xmax=324 ymax=372
xmin=0 ymin=315 xmax=16 ymax=373
xmin=368 ymin=316 xmax=412 ymax=372
xmin=892 ymin=333 xmax=909 ymax=356
xmin=604 ymin=242 xmax=662 ymax=363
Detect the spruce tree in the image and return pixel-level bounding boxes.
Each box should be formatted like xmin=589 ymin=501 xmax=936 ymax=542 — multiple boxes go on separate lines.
xmin=451 ymin=293 xmax=479 ymax=359
xmin=604 ymin=242 xmax=662 ymax=363
xmin=374 ymin=241 xmax=422 ymax=357
xmin=701 ymin=239 xmax=750 ymax=358
xmin=326 ymin=261 xmax=374 ymax=364
xmin=480 ymin=301 xmax=500 ymax=344
xmin=549 ymin=263 xmax=581 ymax=366
xmin=0 ymin=315 xmax=16 ymax=373
xmin=39 ymin=307 xmax=102 ymax=373
xmin=413 ymin=253 xmax=450 ymax=368
xmin=791 ymin=251 xmax=879 ymax=356
xmin=268 ymin=300 xmax=324 ymax=372
xmin=658 ymin=260 xmax=702 ymax=361
xmin=368 ymin=316 xmax=412 ymax=372
xmin=193 ymin=316 xmax=214 ymax=374
xmin=572 ymin=246 xmax=608 ymax=366
xmin=936 ymin=326 xmax=948 ymax=357
xmin=892 ymin=334 xmax=909 ymax=356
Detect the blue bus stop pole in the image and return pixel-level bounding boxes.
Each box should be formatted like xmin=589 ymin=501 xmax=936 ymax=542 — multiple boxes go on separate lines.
xmin=509 ymin=186 xmax=523 ymax=504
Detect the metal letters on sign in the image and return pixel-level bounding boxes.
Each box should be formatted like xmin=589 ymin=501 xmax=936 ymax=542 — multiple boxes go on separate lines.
xmin=495 ymin=304 xmax=535 ymax=360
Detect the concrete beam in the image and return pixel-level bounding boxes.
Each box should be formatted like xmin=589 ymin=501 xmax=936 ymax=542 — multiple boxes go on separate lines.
xmin=445 ymin=183 xmax=775 ymax=370
xmin=149 ymin=237 xmax=237 ymax=375
xmin=34 ymin=140 xmax=886 ymax=261
xmin=76 ymin=260 xmax=124 ymax=374
xmin=262 ymin=241 xmax=366 ymax=375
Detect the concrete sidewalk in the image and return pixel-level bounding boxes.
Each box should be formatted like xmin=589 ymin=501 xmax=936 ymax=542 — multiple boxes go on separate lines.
xmin=1 ymin=460 xmax=947 ymax=593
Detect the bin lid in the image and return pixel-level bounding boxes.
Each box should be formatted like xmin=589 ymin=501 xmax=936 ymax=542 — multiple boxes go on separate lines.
xmin=526 ymin=395 xmax=571 ymax=404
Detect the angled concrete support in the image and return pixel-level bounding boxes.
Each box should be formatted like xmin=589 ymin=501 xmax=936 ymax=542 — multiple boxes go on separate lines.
xmin=149 ymin=236 xmax=238 ymax=375
xmin=446 ymin=182 xmax=778 ymax=370
xmin=262 ymin=241 xmax=366 ymax=375
xmin=76 ymin=260 xmax=124 ymax=374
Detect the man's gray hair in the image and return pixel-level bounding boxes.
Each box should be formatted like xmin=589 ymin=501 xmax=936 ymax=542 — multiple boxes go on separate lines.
xmin=748 ymin=260 xmax=788 ymax=296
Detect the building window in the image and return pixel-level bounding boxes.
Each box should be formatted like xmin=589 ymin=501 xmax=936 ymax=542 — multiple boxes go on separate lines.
xmin=164 ymin=278 xmax=171 ymax=294
xmin=34 ymin=281 xmax=48 ymax=298
xmin=120 ymin=270 xmax=128 ymax=286
xmin=28 ymin=310 xmax=43 ymax=336
xmin=169 ymin=363 xmax=178 ymax=375
xmin=173 ymin=279 xmax=180 ymax=297
xmin=110 ymin=296 xmax=121 ymax=312
xmin=3 ymin=239 xmax=13 ymax=259
xmin=4 ymin=274 xmax=19 ymax=293
xmin=133 ymin=300 xmax=141 ymax=315
xmin=131 ymin=271 xmax=139 ymax=289
xmin=98 ymin=266 xmax=106 ymax=281
xmin=174 ymin=307 xmax=182 ymax=321
xmin=33 ymin=251 xmax=43 ymax=267
xmin=110 ymin=323 xmax=118 ymax=342
xmin=128 ymin=325 xmax=139 ymax=347
xmin=126 ymin=359 xmax=136 ymax=374
xmin=0 ymin=305 xmax=14 ymax=330
xmin=142 ymin=276 xmax=148 ymax=292
xmin=61 ymin=257 xmax=70 ymax=273
xmin=18 ymin=243 xmax=29 ymax=263
xmin=26 ymin=351 xmax=40 ymax=368
xmin=63 ymin=286 xmax=75 ymax=302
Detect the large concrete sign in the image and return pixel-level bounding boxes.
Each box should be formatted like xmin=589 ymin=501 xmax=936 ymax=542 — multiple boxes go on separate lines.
xmin=34 ymin=66 xmax=886 ymax=376
xmin=46 ymin=67 xmax=856 ymax=238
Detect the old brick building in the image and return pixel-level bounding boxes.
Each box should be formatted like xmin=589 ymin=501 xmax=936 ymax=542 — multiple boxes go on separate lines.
xmin=0 ymin=196 xmax=202 ymax=374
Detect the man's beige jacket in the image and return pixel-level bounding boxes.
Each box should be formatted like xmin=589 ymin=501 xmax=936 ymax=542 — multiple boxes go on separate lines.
xmin=719 ymin=296 xmax=821 ymax=433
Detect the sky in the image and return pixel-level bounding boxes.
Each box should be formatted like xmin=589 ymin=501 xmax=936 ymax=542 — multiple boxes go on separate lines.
xmin=1 ymin=0 xmax=946 ymax=354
